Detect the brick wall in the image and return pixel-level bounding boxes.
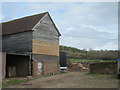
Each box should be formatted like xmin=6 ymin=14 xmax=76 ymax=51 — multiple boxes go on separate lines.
xmin=42 ymin=61 xmax=60 ymax=75
xmin=32 ymin=60 xmax=39 ymax=76
xmin=89 ymin=62 xmax=117 ymax=74
xmin=1 ymin=52 xmax=6 ymax=80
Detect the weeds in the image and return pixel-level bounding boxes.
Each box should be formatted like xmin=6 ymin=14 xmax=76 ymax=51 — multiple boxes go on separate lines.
xmin=86 ymin=73 xmax=111 ymax=76
xmin=2 ymin=72 xmax=68 ymax=87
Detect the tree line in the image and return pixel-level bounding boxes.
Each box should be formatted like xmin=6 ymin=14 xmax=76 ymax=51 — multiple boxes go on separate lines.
xmin=60 ymin=46 xmax=118 ymax=60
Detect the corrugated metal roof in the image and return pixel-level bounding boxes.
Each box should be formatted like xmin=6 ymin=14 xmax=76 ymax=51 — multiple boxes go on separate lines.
xmin=2 ymin=12 xmax=47 ymax=35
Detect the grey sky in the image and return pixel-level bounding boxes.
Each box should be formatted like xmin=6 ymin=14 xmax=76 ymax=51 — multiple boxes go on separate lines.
xmin=1 ymin=2 xmax=118 ymax=50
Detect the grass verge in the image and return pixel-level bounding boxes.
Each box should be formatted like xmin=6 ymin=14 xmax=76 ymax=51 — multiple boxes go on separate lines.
xmin=2 ymin=72 xmax=68 ymax=87
xmin=2 ymin=79 xmax=31 ymax=87
xmin=86 ymin=73 xmax=111 ymax=76
xmin=42 ymin=72 xmax=69 ymax=77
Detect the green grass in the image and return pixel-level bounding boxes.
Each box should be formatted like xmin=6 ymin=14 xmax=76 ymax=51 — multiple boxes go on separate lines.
xmin=42 ymin=72 xmax=68 ymax=77
xmin=86 ymin=73 xmax=109 ymax=76
xmin=2 ymin=79 xmax=31 ymax=87
xmin=2 ymin=72 xmax=68 ymax=87
xmin=69 ymin=59 xmax=115 ymax=63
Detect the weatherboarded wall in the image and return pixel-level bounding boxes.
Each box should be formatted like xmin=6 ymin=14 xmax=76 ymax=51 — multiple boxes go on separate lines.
xmin=2 ymin=31 xmax=32 ymax=53
xmin=89 ymin=62 xmax=117 ymax=74
xmin=32 ymin=13 xmax=59 ymax=60
xmin=32 ymin=13 xmax=60 ymax=74
xmin=32 ymin=13 xmax=59 ymax=44
xmin=32 ymin=54 xmax=59 ymax=62
xmin=32 ymin=40 xmax=59 ymax=56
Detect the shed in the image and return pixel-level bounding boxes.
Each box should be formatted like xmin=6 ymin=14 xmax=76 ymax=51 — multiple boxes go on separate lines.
xmin=1 ymin=12 xmax=61 ymax=78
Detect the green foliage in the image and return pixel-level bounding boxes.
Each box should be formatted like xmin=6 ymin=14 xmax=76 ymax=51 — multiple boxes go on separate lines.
xmin=69 ymin=59 xmax=115 ymax=63
xmin=2 ymin=72 xmax=68 ymax=87
xmin=2 ymin=79 xmax=30 ymax=87
xmin=86 ymin=73 xmax=110 ymax=76
xmin=60 ymin=46 xmax=87 ymax=53
xmin=60 ymin=45 xmax=117 ymax=60
xmin=43 ymin=72 xmax=68 ymax=77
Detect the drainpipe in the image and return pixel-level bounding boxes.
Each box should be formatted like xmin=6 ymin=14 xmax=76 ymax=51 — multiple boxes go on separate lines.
xmin=31 ymin=54 xmax=33 ymax=76
xmin=29 ymin=55 xmax=32 ymax=76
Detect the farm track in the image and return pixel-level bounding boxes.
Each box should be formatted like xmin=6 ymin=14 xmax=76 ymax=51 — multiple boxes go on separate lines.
xmin=4 ymin=72 xmax=118 ymax=88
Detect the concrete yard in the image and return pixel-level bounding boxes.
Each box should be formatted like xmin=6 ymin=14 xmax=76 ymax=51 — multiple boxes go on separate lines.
xmin=5 ymin=72 xmax=118 ymax=88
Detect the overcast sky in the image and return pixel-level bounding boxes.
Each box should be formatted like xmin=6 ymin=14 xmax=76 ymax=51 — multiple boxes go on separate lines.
xmin=1 ymin=2 xmax=118 ymax=50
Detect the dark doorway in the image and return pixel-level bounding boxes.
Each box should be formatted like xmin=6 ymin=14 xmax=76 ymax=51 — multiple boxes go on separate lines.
xmin=6 ymin=54 xmax=30 ymax=77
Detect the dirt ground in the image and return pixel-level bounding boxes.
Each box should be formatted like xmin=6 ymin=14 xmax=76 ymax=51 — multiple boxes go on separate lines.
xmin=5 ymin=72 xmax=118 ymax=88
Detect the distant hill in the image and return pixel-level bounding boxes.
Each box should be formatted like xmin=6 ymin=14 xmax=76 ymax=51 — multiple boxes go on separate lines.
xmin=60 ymin=46 xmax=87 ymax=53
xmin=60 ymin=45 xmax=117 ymax=60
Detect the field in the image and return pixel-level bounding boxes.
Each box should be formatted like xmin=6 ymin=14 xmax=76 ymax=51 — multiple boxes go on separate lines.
xmin=69 ymin=59 xmax=115 ymax=63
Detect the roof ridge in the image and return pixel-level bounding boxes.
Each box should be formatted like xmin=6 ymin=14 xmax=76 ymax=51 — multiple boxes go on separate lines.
xmin=2 ymin=12 xmax=48 ymax=24
xmin=2 ymin=12 xmax=48 ymax=35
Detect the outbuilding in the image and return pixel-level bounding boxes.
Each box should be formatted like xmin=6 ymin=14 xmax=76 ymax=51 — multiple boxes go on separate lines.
xmin=1 ymin=12 xmax=61 ymax=79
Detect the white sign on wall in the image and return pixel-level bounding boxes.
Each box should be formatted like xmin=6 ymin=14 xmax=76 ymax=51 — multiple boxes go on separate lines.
xmin=38 ymin=62 xmax=42 ymax=74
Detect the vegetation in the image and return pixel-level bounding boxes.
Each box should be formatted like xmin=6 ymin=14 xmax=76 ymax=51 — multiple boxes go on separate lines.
xmin=60 ymin=45 xmax=117 ymax=60
xmin=42 ymin=72 xmax=68 ymax=77
xmin=2 ymin=79 xmax=31 ymax=87
xmin=69 ymin=59 xmax=115 ymax=63
xmin=86 ymin=73 xmax=110 ymax=76
xmin=2 ymin=72 xmax=68 ymax=87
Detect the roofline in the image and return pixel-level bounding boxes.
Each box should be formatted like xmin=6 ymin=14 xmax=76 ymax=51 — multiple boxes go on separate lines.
xmin=2 ymin=30 xmax=33 ymax=36
xmin=32 ymin=12 xmax=61 ymax=37
xmin=1 ymin=12 xmax=48 ymax=24
xmin=1 ymin=12 xmax=61 ymax=36
xmin=7 ymin=53 xmax=30 ymax=56
xmin=32 ymin=12 xmax=47 ymax=31
xmin=47 ymin=12 xmax=61 ymax=37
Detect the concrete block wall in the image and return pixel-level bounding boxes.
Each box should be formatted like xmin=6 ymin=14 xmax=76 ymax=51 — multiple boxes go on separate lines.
xmin=89 ymin=62 xmax=117 ymax=74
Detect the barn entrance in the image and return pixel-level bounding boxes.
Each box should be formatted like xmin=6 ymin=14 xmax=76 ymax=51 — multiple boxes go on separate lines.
xmin=6 ymin=54 xmax=30 ymax=77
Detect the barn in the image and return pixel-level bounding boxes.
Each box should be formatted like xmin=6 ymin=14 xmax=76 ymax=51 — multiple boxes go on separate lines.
xmin=1 ymin=12 xmax=61 ymax=79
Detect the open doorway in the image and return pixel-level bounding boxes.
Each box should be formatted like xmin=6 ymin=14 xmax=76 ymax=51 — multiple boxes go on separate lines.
xmin=6 ymin=54 xmax=30 ymax=77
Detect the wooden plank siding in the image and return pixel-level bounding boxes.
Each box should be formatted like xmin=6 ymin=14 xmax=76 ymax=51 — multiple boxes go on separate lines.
xmin=2 ymin=31 xmax=32 ymax=53
xmin=32 ymin=13 xmax=60 ymax=57
xmin=32 ymin=40 xmax=59 ymax=56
